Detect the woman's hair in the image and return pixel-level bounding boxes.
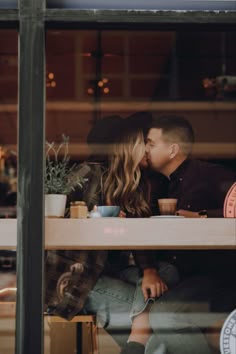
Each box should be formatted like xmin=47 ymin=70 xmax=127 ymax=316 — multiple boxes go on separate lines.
xmin=103 ymin=127 xmax=151 ymax=217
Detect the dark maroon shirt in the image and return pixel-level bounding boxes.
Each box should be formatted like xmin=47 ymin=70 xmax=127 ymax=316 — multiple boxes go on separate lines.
xmin=151 ymin=159 xmax=236 ymax=276
xmin=152 ymin=159 xmax=236 ymax=217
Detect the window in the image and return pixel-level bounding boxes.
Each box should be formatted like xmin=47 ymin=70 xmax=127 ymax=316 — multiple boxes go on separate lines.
xmin=0 ymin=3 xmax=235 ymax=354
xmin=47 ymin=0 xmax=236 ymax=11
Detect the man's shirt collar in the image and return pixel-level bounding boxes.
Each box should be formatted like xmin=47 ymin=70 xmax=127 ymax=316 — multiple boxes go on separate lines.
xmin=169 ymin=158 xmax=190 ymax=181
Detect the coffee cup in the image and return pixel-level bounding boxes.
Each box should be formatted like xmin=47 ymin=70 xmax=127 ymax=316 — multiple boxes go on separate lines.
xmin=158 ymin=198 xmax=178 ymax=215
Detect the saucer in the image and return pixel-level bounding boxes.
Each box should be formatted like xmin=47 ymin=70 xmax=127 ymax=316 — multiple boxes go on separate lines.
xmin=151 ymin=215 xmax=185 ymax=218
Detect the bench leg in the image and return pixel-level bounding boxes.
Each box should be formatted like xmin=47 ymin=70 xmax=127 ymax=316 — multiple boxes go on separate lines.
xmin=77 ymin=321 xmax=99 ymax=354
xmin=76 ymin=323 xmax=83 ymax=354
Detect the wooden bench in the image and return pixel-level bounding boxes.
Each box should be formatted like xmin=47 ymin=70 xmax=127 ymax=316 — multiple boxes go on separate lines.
xmin=46 ymin=314 xmax=98 ymax=354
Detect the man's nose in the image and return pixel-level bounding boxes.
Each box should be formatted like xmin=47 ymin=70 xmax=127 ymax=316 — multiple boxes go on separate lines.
xmin=145 ymin=144 xmax=149 ymax=153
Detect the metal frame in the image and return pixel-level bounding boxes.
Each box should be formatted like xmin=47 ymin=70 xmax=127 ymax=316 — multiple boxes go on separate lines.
xmin=45 ymin=9 xmax=236 ymax=25
xmin=0 ymin=2 xmax=235 ymax=354
xmin=16 ymin=2 xmax=45 ymax=354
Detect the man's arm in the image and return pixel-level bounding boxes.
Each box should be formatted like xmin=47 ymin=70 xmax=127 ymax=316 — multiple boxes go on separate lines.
xmin=133 ymin=251 xmax=168 ymax=300
xmin=176 ymin=209 xmax=223 ymax=218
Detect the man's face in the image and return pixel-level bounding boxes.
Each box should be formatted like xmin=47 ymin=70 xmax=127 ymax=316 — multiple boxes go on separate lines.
xmin=146 ymin=128 xmax=172 ymax=173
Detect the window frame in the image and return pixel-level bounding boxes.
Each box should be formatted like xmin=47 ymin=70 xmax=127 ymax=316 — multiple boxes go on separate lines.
xmin=0 ymin=2 xmax=235 ymax=354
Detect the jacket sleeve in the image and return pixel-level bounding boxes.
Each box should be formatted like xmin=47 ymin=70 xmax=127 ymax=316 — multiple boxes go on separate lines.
xmin=45 ymin=250 xmax=108 ymax=321
xmin=133 ymin=250 xmax=157 ymax=272
xmin=82 ymin=163 xmax=104 ymax=210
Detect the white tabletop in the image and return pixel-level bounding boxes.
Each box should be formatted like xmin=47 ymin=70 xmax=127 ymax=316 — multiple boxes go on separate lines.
xmin=0 ymin=218 xmax=235 ymax=250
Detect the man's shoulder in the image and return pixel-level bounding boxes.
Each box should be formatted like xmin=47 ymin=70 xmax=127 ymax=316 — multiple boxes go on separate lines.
xmin=187 ymin=159 xmax=236 ymax=176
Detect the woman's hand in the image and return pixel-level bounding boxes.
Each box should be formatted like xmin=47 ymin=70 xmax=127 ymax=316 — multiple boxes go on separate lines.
xmin=119 ymin=210 xmax=126 ymax=218
xmin=142 ymin=268 xmax=168 ymax=301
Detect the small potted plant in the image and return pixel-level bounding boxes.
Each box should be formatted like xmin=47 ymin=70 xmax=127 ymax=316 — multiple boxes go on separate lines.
xmin=45 ymin=135 xmax=84 ymax=217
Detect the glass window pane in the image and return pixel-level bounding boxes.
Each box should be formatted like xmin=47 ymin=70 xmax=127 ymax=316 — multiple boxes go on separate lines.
xmin=0 ymin=29 xmax=17 ymax=354
xmin=45 ymin=28 xmax=236 ymax=354
xmin=0 ymin=30 xmax=17 ymax=210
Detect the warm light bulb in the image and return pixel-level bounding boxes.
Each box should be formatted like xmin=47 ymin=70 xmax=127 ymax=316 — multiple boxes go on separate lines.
xmin=51 ymin=81 xmax=56 ymax=87
xmin=48 ymin=72 xmax=54 ymax=80
xmin=98 ymin=81 xmax=104 ymax=87
xmin=87 ymin=88 xmax=94 ymax=94
xmin=102 ymin=78 xmax=108 ymax=83
xmin=104 ymin=87 xmax=109 ymax=94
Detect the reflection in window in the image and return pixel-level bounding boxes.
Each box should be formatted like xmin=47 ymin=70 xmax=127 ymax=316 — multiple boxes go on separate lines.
xmin=0 ymin=0 xmax=17 ymax=9
xmin=0 ymin=30 xmax=17 ymax=212
xmin=46 ymin=29 xmax=236 ymax=162
xmin=0 ymin=29 xmax=17 ymax=354
xmin=46 ymin=30 xmax=236 ymax=102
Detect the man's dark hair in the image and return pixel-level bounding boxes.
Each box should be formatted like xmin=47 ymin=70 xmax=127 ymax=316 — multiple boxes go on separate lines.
xmin=150 ymin=115 xmax=195 ymax=154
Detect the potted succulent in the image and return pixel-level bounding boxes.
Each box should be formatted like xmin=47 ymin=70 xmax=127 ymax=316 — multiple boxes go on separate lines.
xmin=45 ymin=135 xmax=84 ymax=217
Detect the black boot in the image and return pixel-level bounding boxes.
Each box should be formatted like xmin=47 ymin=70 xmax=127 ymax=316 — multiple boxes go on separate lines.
xmin=120 ymin=341 xmax=145 ymax=354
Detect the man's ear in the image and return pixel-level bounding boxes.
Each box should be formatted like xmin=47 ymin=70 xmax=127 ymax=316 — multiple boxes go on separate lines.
xmin=169 ymin=143 xmax=180 ymax=159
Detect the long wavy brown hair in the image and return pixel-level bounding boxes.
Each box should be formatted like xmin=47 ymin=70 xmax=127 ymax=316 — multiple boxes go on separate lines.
xmin=103 ymin=128 xmax=151 ymax=217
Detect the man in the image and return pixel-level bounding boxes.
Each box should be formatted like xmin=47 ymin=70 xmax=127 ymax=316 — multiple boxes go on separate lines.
xmin=145 ymin=115 xmax=236 ymax=354
xmin=146 ymin=115 xmax=235 ymax=218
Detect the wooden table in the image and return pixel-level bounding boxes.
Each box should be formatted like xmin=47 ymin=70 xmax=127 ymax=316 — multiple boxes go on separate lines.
xmin=0 ymin=218 xmax=235 ymax=354
xmin=0 ymin=218 xmax=235 ymax=250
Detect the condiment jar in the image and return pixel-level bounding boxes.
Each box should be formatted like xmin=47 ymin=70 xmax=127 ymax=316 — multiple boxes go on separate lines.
xmin=70 ymin=201 xmax=88 ymax=218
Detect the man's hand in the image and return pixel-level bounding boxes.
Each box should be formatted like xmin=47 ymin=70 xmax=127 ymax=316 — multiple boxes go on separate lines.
xmin=176 ymin=209 xmax=200 ymax=218
xmin=142 ymin=268 xmax=168 ymax=301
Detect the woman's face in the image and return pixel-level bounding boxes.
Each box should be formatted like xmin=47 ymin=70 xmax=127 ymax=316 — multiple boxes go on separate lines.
xmin=132 ymin=131 xmax=148 ymax=169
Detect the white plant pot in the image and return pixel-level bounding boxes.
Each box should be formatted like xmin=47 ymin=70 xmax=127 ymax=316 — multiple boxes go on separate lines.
xmin=45 ymin=194 xmax=67 ymax=218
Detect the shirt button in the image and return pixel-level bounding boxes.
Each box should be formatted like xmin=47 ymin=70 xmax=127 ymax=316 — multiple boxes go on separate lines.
xmin=187 ymin=205 xmax=191 ymax=209
xmin=179 ymin=178 xmax=183 ymax=181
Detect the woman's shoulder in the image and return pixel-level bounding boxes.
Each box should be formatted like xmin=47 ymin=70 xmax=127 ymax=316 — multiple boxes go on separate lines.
xmin=78 ymin=162 xmax=107 ymax=176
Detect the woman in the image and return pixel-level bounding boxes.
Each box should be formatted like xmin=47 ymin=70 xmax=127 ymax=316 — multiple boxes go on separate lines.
xmin=45 ymin=112 xmax=179 ymax=354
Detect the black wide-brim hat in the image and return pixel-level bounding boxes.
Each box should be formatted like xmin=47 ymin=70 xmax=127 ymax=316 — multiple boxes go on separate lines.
xmin=87 ymin=111 xmax=152 ymax=146
xmin=123 ymin=111 xmax=152 ymax=136
xmin=87 ymin=115 xmax=123 ymax=145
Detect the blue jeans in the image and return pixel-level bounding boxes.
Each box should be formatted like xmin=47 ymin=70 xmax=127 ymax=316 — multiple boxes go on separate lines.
xmin=84 ymin=262 xmax=179 ymax=348
xmin=84 ymin=275 xmax=134 ymax=346
xmin=119 ymin=262 xmax=179 ymax=321
xmin=145 ymin=275 xmax=236 ymax=354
